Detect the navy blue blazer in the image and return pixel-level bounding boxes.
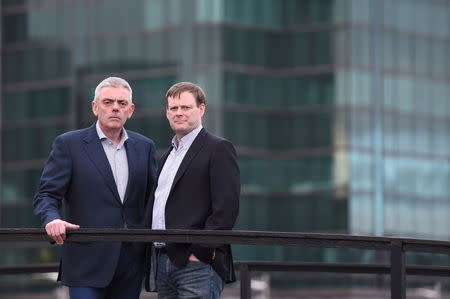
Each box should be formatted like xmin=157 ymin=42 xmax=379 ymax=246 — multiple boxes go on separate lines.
xmin=145 ymin=128 xmax=240 ymax=289
xmin=33 ymin=124 xmax=157 ymax=287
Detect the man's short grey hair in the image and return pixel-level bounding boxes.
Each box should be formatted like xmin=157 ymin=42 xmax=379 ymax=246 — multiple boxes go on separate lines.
xmin=94 ymin=77 xmax=133 ymax=102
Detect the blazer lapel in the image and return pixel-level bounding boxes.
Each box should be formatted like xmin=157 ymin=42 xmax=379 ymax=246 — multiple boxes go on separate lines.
xmin=156 ymin=147 xmax=172 ymax=180
xmin=82 ymin=125 xmax=121 ymax=204
xmin=123 ymin=138 xmax=136 ymax=204
xmin=170 ymin=129 xmax=207 ymax=193
xmin=146 ymin=147 xmax=172 ymax=216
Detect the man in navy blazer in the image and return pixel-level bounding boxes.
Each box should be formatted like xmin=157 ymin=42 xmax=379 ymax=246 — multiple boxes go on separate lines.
xmin=144 ymin=82 xmax=240 ymax=298
xmin=33 ymin=77 xmax=157 ymax=299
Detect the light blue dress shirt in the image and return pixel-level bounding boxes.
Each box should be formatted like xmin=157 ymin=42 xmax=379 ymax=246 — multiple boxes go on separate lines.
xmin=152 ymin=125 xmax=203 ymax=247
xmin=96 ymin=121 xmax=129 ymax=203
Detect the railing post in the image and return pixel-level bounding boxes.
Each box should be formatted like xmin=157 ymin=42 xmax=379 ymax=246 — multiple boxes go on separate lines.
xmin=390 ymin=240 xmax=406 ymax=299
xmin=240 ymin=263 xmax=251 ymax=299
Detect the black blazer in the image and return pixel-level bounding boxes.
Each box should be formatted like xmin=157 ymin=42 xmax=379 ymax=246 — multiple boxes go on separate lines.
xmin=145 ymin=128 xmax=240 ymax=288
xmin=33 ymin=124 xmax=157 ymax=287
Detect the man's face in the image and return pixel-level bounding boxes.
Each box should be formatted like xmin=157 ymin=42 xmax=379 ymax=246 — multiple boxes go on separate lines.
xmin=166 ymin=91 xmax=205 ymax=139
xmin=92 ymin=86 xmax=135 ymax=133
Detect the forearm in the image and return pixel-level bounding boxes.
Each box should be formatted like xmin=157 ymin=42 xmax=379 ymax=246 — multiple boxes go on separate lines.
xmin=33 ymin=135 xmax=71 ymax=227
xmin=33 ymin=194 xmax=62 ymax=227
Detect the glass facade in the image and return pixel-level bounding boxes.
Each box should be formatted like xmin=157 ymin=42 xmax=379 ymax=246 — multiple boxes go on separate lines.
xmin=1 ymin=0 xmax=450 ymax=295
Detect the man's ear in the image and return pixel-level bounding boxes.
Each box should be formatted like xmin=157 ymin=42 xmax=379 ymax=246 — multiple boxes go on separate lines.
xmin=92 ymin=101 xmax=98 ymax=116
xmin=127 ymin=103 xmax=135 ymax=119
xmin=199 ymin=103 xmax=206 ymax=117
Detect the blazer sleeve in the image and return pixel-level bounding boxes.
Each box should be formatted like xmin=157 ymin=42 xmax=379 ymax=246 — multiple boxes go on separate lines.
xmin=33 ymin=135 xmax=72 ymax=227
xmin=206 ymin=139 xmax=240 ymax=230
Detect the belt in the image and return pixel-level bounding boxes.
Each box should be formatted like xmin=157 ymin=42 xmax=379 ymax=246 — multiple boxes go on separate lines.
xmin=155 ymin=246 xmax=167 ymax=254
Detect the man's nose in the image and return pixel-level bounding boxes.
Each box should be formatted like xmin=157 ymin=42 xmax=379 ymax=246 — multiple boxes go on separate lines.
xmin=112 ymin=101 xmax=120 ymax=110
xmin=174 ymin=108 xmax=183 ymax=115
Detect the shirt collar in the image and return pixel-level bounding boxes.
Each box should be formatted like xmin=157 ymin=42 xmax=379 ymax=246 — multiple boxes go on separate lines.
xmin=96 ymin=121 xmax=128 ymax=148
xmin=171 ymin=125 xmax=203 ymax=150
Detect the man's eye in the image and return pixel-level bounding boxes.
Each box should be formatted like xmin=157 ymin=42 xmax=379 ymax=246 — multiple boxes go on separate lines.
xmin=118 ymin=101 xmax=128 ymax=107
xmin=103 ymin=100 xmax=112 ymax=105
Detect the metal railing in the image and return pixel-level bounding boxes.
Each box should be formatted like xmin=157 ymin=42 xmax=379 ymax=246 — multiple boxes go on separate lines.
xmin=1 ymin=229 xmax=450 ymax=299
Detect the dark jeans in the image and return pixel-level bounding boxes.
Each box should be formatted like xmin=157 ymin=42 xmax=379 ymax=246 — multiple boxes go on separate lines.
xmin=69 ymin=243 xmax=142 ymax=299
xmin=156 ymin=252 xmax=224 ymax=299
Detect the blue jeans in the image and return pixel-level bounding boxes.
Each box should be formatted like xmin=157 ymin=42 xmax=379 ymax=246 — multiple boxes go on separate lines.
xmin=156 ymin=253 xmax=224 ymax=299
xmin=69 ymin=243 xmax=142 ymax=299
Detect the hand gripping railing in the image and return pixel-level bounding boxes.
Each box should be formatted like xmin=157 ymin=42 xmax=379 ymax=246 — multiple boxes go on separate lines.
xmin=1 ymin=229 xmax=450 ymax=299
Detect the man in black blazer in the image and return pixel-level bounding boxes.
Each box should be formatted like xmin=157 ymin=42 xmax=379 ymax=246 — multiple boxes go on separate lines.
xmin=145 ymin=82 xmax=240 ymax=298
xmin=33 ymin=77 xmax=157 ymax=299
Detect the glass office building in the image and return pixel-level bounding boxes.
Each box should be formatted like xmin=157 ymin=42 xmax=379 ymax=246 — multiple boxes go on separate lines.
xmin=1 ymin=0 xmax=450 ymax=295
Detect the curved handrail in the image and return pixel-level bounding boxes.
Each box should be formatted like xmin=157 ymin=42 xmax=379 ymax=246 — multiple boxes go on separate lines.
xmin=1 ymin=228 xmax=449 ymax=253
xmin=1 ymin=228 xmax=449 ymax=299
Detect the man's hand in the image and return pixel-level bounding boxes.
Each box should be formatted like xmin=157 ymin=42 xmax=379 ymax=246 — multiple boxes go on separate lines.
xmin=188 ymin=254 xmax=200 ymax=262
xmin=45 ymin=219 xmax=80 ymax=245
